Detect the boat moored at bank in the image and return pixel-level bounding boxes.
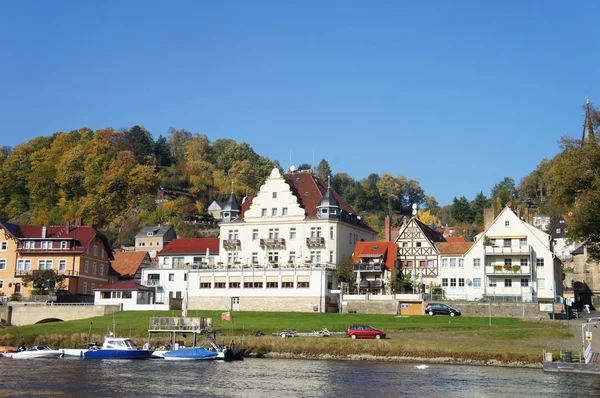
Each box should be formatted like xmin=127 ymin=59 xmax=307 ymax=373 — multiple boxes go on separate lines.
xmin=12 ymin=346 xmax=63 ymax=359
xmin=84 ymin=336 xmax=153 ymax=359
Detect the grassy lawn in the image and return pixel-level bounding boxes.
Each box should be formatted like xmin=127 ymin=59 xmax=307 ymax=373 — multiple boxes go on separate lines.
xmin=0 ymin=310 xmax=571 ymax=364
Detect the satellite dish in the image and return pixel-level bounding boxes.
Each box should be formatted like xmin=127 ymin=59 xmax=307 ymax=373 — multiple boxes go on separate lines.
xmin=466 ymin=279 xmax=472 ymax=286
xmin=290 ymin=165 xmax=296 ymax=172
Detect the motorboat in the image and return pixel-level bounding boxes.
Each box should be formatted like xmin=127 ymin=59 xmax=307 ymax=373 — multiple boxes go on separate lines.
xmin=61 ymin=342 xmax=99 ymax=358
xmin=84 ymin=336 xmax=153 ymax=359
xmin=163 ymin=347 xmax=219 ymax=361
xmin=12 ymin=346 xmax=63 ymax=359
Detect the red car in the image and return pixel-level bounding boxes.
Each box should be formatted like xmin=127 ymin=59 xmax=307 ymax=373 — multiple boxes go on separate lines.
xmin=347 ymin=324 xmax=386 ymax=339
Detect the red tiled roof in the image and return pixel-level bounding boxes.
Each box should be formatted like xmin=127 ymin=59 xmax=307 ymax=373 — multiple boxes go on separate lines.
xmin=1 ymin=222 xmax=114 ymax=260
xmin=235 ymin=171 xmax=374 ymax=232
xmin=158 ymin=238 xmax=220 ymax=256
xmin=352 ymin=241 xmax=398 ymax=270
xmin=111 ymin=251 xmax=149 ymax=278
xmin=435 ymin=242 xmax=474 ymax=255
xmin=445 ymin=236 xmax=468 ymax=243
xmin=95 ymin=280 xmax=154 ymax=291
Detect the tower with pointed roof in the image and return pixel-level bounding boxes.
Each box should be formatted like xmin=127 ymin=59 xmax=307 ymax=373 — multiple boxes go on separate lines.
xmin=582 ymin=97 xmax=595 ymax=147
xmin=220 ymin=182 xmax=240 ymax=223
xmin=316 ymin=176 xmax=341 ymax=220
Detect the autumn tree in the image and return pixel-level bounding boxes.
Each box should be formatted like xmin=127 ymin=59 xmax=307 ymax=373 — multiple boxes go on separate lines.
xmin=548 ymin=134 xmax=600 ymax=258
xmin=377 ymin=173 xmax=401 ymax=217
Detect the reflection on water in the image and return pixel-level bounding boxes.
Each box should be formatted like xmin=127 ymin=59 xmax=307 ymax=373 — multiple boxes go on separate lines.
xmin=1 ymin=357 xmax=599 ymax=397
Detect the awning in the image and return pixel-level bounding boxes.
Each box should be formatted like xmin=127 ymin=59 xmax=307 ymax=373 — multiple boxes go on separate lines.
xmin=244 ymin=276 xmax=261 ymax=283
xmin=297 ymin=275 xmax=310 ymax=282
xmin=359 ymin=253 xmax=383 ymax=258
xmin=200 ymin=276 xmax=212 ymax=283
xmin=229 ymin=276 xmax=241 ymax=282
xmin=266 ymin=276 xmax=279 ymax=282
xmin=282 ymin=276 xmax=294 ymax=282
xmin=214 ymin=276 xmax=226 ymax=283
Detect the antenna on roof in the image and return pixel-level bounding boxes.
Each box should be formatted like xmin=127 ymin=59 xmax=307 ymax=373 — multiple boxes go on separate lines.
xmin=312 ymin=149 xmax=315 ymax=174
xmin=231 ymin=181 xmax=234 ymax=194
xmin=327 ymin=175 xmax=331 ymax=188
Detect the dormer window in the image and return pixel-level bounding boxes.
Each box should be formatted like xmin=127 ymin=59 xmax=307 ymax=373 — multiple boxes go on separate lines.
xmin=147 ymin=232 xmax=154 ymax=237
xmin=272 ymin=192 xmax=277 ymax=199
xmin=61 ymin=241 xmax=68 ymax=249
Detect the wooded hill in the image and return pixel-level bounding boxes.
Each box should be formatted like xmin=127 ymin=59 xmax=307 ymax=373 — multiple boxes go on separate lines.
xmin=1 ymin=103 xmax=599 ymax=254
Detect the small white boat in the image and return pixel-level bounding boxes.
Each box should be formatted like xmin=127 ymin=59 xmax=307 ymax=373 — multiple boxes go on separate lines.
xmin=12 ymin=346 xmax=63 ymax=359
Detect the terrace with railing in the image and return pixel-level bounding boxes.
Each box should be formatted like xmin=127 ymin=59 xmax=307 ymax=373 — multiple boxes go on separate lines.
xmin=146 ymin=261 xmax=337 ymax=272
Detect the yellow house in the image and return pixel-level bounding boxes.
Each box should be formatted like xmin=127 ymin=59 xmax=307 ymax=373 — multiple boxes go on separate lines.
xmin=0 ymin=220 xmax=114 ymax=298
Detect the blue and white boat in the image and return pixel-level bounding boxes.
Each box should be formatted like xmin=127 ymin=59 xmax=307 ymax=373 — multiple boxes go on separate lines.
xmin=84 ymin=336 xmax=153 ymax=359
xmin=163 ymin=347 xmax=219 ymax=361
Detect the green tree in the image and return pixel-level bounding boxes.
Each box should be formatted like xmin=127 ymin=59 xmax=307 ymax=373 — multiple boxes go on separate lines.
xmin=297 ymin=163 xmax=311 ymax=171
xmin=423 ymin=196 xmax=440 ymax=216
xmin=124 ymin=125 xmax=155 ymax=164
xmin=452 ymin=196 xmax=473 ymax=223
xmin=167 ymin=127 xmax=192 ymax=164
xmin=491 ymin=177 xmax=517 ymax=201
xmin=22 ymin=270 xmax=65 ymax=295
xmin=317 ymin=159 xmax=332 ymax=182
xmin=335 ymin=255 xmax=355 ymax=285
xmin=154 ymin=135 xmax=172 ymax=167
xmin=470 ymin=191 xmax=490 ymax=226
xmin=467 ymin=224 xmax=477 ymax=241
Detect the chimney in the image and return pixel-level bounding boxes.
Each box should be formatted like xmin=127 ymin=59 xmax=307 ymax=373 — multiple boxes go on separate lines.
xmin=41 ymin=226 xmax=47 ymax=239
xmin=384 ymin=216 xmax=391 ymax=242
xmin=484 ymin=208 xmax=495 ymax=230
xmin=65 ymin=221 xmax=70 ymax=232
xmin=75 ymin=217 xmax=82 ymax=227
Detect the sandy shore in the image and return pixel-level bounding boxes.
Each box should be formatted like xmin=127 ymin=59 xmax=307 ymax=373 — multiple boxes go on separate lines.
xmin=262 ymin=351 xmax=542 ymax=368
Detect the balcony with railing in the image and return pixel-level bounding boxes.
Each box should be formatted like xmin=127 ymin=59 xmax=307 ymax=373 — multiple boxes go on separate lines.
xmin=222 ymin=239 xmax=241 ymax=250
xmin=359 ymin=280 xmax=383 ymax=289
xmin=485 ymin=264 xmax=531 ymax=275
xmin=484 ymin=245 xmax=531 ymax=255
xmin=353 ymin=262 xmax=386 ymax=272
xmin=260 ymin=238 xmax=286 ymax=249
xmin=142 ymin=279 xmax=162 ymax=287
xmin=306 ymin=237 xmax=325 ymax=248
xmin=14 ymin=269 xmax=80 ymax=277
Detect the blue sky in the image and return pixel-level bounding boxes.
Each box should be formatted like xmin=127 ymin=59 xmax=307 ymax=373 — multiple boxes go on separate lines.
xmin=1 ymin=1 xmax=598 ymax=206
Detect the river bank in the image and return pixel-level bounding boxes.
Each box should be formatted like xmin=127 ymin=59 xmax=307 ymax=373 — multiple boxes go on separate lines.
xmin=262 ymin=351 xmax=543 ymax=368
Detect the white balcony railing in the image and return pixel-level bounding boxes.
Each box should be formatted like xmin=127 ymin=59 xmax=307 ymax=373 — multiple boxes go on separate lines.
xmin=485 ymin=265 xmax=531 ymax=275
xmin=484 ymin=245 xmax=531 ymax=255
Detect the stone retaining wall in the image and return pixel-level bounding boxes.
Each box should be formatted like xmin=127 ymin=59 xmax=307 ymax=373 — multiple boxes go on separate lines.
xmin=425 ymin=301 xmax=541 ymax=319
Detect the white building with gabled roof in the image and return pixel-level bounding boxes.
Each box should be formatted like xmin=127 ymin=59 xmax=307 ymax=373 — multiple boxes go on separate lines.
xmin=181 ymin=167 xmax=377 ymax=313
xmin=453 ymin=206 xmax=562 ymax=302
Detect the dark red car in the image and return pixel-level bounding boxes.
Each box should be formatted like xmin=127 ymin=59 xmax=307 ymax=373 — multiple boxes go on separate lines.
xmin=346 ymin=324 xmax=386 ymax=339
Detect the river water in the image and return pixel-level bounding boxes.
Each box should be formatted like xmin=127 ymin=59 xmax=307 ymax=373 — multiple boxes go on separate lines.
xmin=0 ymin=357 xmax=598 ymax=397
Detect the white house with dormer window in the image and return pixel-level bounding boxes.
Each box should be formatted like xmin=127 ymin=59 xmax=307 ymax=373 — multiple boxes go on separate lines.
xmin=169 ymin=167 xmax=378 ymax=313
xmin=439 ymin=206 xmax=561 ymax=302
